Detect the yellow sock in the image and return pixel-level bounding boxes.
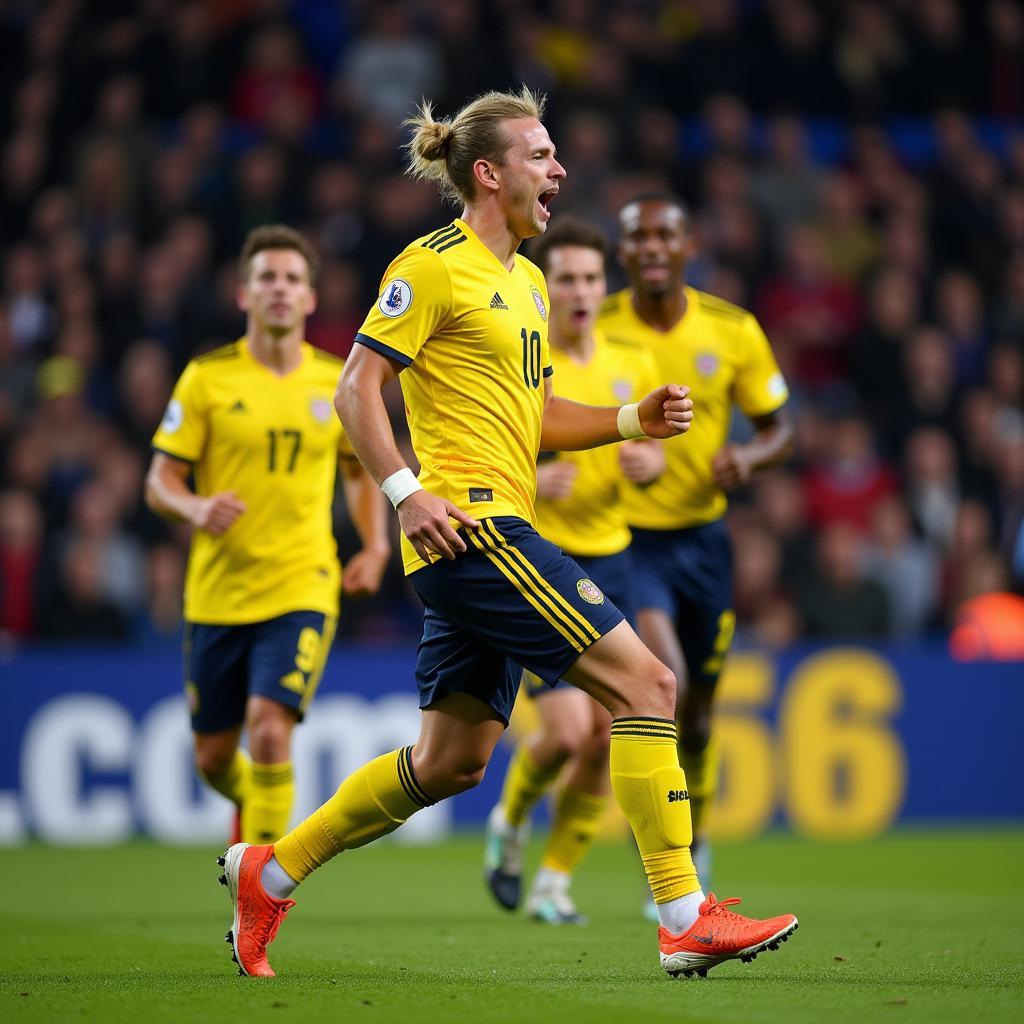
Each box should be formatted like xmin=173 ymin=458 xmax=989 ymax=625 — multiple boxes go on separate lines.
xmin=242 ymin=761 xmax=294 ymax=844
xmin=274 ymin=746 xmax=433 ymax=883
xmin=201 ymin=748 xmax=251 ymax=807
xmin=501 ymin=743 xmax=561 ymax=827
xmin=679 ymin=734 xmax=719 ymax=838
xmin=609 ymin=717 xmax=699 ymax=904
xmin=540 ymin=787 xmax=606 ymax=874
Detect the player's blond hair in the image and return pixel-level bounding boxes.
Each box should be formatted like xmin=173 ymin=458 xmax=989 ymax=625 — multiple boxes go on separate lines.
xmin=404 ymin=86 xmax=546 ymax=206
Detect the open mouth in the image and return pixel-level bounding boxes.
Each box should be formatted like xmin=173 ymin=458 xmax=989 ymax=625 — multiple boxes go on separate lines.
xmin=639 ymin=263 xmax=670 ymax=283
xmin=537 ymin=188 xmax=558 ymax=218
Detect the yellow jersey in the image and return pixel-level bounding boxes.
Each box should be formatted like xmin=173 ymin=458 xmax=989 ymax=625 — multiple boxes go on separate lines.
xmin=536 ymin=330 xmax=657 ymax=557
xmin=355 ymin=219 xmax=552 ymax=574
xmin=599 ymin=287 xmax=788 ymax=530
xmin=151 ymin=339 xmax=354 ymax=623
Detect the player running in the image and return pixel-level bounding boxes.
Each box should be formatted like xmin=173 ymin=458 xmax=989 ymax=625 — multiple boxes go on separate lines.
xmin=214 ymin=89 xmax=797 ymax=981
xmin=147 ymin=225 xmax=390 ymax=847
xmin=599 ymin=196 xmax=794 ymax=894
xmin=483 ymin=215 xmax=661 ymax=924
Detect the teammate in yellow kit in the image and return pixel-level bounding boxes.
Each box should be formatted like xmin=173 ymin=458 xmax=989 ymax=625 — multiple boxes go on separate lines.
xmin=484 ymin=216 xmax=661 ymax=923
xmin=214 ymin=90 xmax=796 ymax=982
xmin=146 ymin=225 xmax=390 ymax=846
xmin=600 ymin=196 xmax=793 ymax=886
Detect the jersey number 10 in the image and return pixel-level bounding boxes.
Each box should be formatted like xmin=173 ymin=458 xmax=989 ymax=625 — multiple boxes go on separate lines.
xmin=521 ymin=328 xmax=542 ymax=389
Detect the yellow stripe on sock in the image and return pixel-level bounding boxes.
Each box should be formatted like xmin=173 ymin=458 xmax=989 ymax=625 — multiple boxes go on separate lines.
xmin=611 ymin=717 xmax=677 ymax=741
xmin=251 ymin=763 xmax=294 ymax=785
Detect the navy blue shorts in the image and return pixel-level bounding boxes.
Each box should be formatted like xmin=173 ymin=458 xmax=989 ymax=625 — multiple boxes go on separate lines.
xmin=184 ymin=610 xmax=337 ymax=733
xmin=630 ymin=518 xmax=735 ymax=690
xmin=526 ymin=547 xmax=636 ymax=698
xmin=410 ymin=517 xmax=625 ymax=724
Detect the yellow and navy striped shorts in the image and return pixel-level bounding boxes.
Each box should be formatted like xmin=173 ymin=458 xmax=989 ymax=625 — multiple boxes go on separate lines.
xmin=410 ymin=517 xmax=625 ymax=723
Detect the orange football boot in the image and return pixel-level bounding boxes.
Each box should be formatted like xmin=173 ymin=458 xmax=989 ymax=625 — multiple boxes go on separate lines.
xmin=658 ymin=893 xmax=798 ymax=978
xmin=217 ymin=843 xmax=295 ymax=978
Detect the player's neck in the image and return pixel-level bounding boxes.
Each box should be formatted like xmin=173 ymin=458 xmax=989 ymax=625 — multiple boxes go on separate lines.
xmin=631 ymin=286 xmax=688 ymax=332
xmin=246 ymin=329 xmax=304 ymax=375
xmin=461 ymin=205 xmax=521 ymax=270
xmin=551 ymin=330 xmax=594 ymax=365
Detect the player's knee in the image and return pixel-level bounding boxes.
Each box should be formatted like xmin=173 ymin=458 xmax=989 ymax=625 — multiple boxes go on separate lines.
xmin=247 ymin=714 xmax=292 ymax=762
xmin=580 ymin=725 xmax=611 ymax=771
xmin=195 ymin=746 xmax=234 ymax=780
xmin=643 ymin=663 xmax=678 ymax=720
xmin=416 ymin=750 xmax=488 ymax=799
xmin=544 ymin=720 xmax=589 ymax=761
xmin=449 ymin=758 xmax=487 ymax=794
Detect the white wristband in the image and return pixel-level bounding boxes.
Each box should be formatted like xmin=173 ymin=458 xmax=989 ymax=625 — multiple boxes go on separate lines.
xmin=381 ymin=468 xmax=423 ymax=509
xmin=616 ymin=402 xmax=645 ymax=440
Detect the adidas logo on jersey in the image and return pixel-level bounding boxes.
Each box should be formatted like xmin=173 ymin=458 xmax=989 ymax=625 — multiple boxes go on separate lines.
xmin=229 ymin=399 xmax=248 ymax=413
xmin=490 ymin=292 xmax=509 ymax=310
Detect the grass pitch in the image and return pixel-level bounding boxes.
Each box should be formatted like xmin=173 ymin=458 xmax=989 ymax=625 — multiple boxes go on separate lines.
xmin=1 ymin=829 xmax=1021 ymax=1023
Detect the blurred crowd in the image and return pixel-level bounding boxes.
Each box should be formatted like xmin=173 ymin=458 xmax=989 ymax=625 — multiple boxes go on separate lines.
xmin=1 ymin=0 xmax=1023 ymax=649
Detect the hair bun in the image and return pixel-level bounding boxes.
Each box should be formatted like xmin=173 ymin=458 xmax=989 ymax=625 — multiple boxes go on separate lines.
xmin=418 ymin=121 xmax=454 ymax=162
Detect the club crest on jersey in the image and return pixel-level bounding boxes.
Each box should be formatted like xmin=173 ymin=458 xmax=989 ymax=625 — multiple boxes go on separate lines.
xmin=379 ymin=278 xmax=413 ymax=318
xmin=530 ymin=286 xmax=548 ymax=322
xmin=613 ymin=378 xmax=633 ymax=401
xmin=696 ymin=352 xmax=720 ymax=377
xmin=310 ymin=397 xmax=332 ymax=423
xmin=577 ymin=578 xmax=605 ymax=605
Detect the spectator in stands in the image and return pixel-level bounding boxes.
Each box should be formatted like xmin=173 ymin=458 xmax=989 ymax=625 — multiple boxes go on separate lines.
xmin=904 ymin=427 xmax=961 ymax=549
xmin=0 ymin=489 xmax=43 ymax=640
xmin=888 ymin=326 xmax=958 ymax=453
xmin=949 ymin=553 xmax=1024 ymax=660
xmin=942 ymin=498 xmax=995 ymax=623
xmin=134 ymin=542 xmax=184 ymax=646
xmin=56 ymin=479 xmax=145 ymax=615
xmin=37 ymin=537 xmax=129 ymax=642
xmin=861 ymin=495 xmax=940 ymax=637
xmin=797 ymin=521 xmax=890 ymax=638
xmin=802 ymin=416 xmax=898 ymax=533
xmin=757 ymin=224 xmax=861 ymax=391
xmin=752 ymin=116 xmax=824 ymax=247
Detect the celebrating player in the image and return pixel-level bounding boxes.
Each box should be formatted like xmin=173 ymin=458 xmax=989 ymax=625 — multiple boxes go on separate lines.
xmin=216 ymin=89 xmax=797 ymax=981
xmin=483 ymin=216 xmax=661 ymax=924
xmin=600 ymin=196 xmax=794 ymax=892
xmin=146 ymin=225 xmax=390 ymax=847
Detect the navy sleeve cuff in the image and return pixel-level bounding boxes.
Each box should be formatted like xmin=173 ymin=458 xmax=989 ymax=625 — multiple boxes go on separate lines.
xmin=354 ymin=333 xmax=414 ymax=368
xmin=151 ymin=446 xmax=195 ymax=465
xmin=543 ymin=365 xmax=554 ymax=378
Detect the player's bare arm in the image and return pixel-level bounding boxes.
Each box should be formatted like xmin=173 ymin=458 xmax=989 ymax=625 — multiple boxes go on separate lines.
xmin=339 ymin=456 xmax=392 ymax=596
xmin=335 ymin=345 xmax=478 ymax=563
xmin=539 ymin=378 xmax=694 ymax=451
xmin=144 ymin=451 xmax=246 ymax=535
xmin=711 ymin=408 xmax=794 ymax=491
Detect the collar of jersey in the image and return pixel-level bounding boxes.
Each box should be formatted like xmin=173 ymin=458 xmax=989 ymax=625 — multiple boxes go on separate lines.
xmin=454 ymin=218 xmax=522 ymax=276
xmin=239 ymin=336 xmax=310 ymax=378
